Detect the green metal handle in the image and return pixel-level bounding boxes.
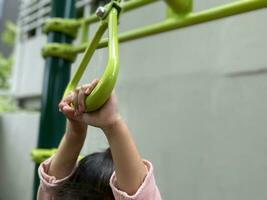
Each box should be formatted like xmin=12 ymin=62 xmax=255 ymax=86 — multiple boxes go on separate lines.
xmin=64 ymin=7 xmax=120 ymax=112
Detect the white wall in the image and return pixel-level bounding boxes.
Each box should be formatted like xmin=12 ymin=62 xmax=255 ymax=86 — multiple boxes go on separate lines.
xmin=1 ymin=1 xmax=267 ymax=200
xmin=0 ymin=112 xmax=39 ymax=199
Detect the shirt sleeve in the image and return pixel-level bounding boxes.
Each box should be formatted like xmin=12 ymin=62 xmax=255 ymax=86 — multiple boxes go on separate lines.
xmin=109 ymin=160 xmax=162 ymax=200
xmin=37 ymin=156 xmax=77 ymax=200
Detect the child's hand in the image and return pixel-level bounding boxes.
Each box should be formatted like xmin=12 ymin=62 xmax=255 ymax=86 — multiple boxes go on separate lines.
xmin=59 ymin=79 xmax=121 ymax=130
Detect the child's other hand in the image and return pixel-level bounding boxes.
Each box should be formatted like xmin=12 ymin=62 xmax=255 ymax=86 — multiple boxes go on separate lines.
xmin=59 ymin=79 xmax=121 ymax=130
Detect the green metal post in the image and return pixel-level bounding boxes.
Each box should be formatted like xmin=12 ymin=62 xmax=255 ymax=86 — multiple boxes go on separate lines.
xmin=32 ymin=0 xmax=75 ymax=199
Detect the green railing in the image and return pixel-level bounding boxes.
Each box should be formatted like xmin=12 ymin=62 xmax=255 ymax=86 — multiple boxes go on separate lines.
xmin=32 ymin=0 xmax=267 ymax=179
xmin=42 ymin=0 xmax=267 ymax=113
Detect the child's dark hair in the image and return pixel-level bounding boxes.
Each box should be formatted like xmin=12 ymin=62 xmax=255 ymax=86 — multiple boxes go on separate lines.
xmin=56 ymin=148 xmax=115 ymax=200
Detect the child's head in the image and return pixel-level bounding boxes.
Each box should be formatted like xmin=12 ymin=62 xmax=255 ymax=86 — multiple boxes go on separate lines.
xmin=57 ymin=148 xmax=115 ymax=200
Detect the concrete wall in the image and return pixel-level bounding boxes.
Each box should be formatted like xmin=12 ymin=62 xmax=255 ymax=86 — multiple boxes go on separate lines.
xmin=0 ymin=112 xmax=39 ymax=199
xmin=1 ymin=1 xmax=267 ymax=200
xmin=0 ymin=0 xmax=19 ymax=56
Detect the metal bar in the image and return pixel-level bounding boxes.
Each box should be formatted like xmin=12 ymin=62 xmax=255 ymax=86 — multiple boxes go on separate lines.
xmin=81 ymin=20 xmax=89 ymax=43
xmin=85 ymin=8 xmax=120 ymax=111
xmin=165 ymin=0 xmax=193 ymax=15
xmin=122 ymin=0 xmax=159 ymax=12
xmin=72 ymin=0 xmax=266 ymax=51
xmin=32 ymin=0 xmax=75 ymax=199
xmin=81 ymin=0 xmax=159 ymax=24
xmin=65 ymin=7 xmax=120 ymax=112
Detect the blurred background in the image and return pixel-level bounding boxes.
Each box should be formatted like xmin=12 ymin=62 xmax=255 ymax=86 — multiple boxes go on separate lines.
xmin=0 ymin=0 xmax=267 ymax=199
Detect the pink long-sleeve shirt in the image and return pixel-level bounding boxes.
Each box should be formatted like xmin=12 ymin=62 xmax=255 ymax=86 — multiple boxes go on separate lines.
xmin=37 ymin=157 xmax=162 ymax=200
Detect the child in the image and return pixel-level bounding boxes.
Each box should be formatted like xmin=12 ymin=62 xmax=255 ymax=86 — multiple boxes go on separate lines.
xmin=37 ymin=79 xmax=162 ymax=200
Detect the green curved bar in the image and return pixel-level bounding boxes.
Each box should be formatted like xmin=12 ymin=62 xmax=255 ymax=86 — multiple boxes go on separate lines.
xmin=85 ymin=8 xmax=119 ymax=112
xmin=64 ymin=8 xmax=119 ymax=112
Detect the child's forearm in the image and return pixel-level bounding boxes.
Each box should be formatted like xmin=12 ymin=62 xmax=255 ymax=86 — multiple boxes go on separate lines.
xmin=48 ymin=121 xmax=87 ymax=179
xmin=103 ymin=119 xmax=147 ymax=195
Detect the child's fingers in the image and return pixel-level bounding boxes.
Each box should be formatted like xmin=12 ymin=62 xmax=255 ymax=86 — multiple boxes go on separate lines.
xmin=62 ymin=105 xmax=74 ymax=112
xmin=58 ymin=101 xmax=64 ymax=111
xmin=85 ymin=79 xmax=99 ymax=95
xmin=60 ymin=79 xmax=99 ymax=113
xmin=63 ymin=92 xmax=74 ymax=103
xmin=77 ymin=85 xmax=88 ymax=113
xmin=62 ymin=105 xmax=75 ymax=118
xmin=83 ymin=84 xmax=92 ymax=95
xmin=73 ymin=88 xmax=79 ymax=111
xmin=92 ymin=78 xmax=99 ymax=86
xmin=91 ymin=79 xmax=99 ymax=88
xmin=59 ymin=92 xmax=75 ymax=111
xmin=59 ymin=101 xmax=68 ymax=111
xmin=59 ymin=99 xmax=73 ymax=111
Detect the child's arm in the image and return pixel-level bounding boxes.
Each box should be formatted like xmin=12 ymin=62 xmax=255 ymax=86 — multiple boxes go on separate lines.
xmin=49 ymin=80 xmax=148 ymax=194
xmin=103 ymin=118 xmax=148 ymax=195
xmin=73 ymin=88 xmax=148 ymax=195
xmin=46 ymin=121 xmax=87 ymax=179
xmin=47 ymin=80 xmax=98 ymax=179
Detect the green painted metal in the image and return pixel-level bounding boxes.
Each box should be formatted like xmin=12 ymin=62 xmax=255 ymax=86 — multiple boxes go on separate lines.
xmin=31 ymin=148 xmax=83 ymax=164
xmin=122 ymin=0 xmax=159 ymax=12
xmin=64 ymin=3 xmax=120 ymax=112
xmin=85 ymin=8 xmax=119 ymax=111
xmin=42 ymin=43 xmax=77 ymax=61
xmin=33 ymin=0 xmax=75 ymax=199
xmin=38 ymin=0 xmax=267 ymax=109
xmin=72 ymin=0 xmax=266 ymax=51
xmin=41 ymin=0 xmax=267 ymax=56
xmin=81 ymin=0 xmax=158 ymax=25
xmin=81 ymin=20 xmax=89 ymax=43
xmin=31 ymin=148 xmax=58 ymax=164
xmin=43 ymin=18 xmax=80 ymax=38
xmin=165 ymin=0 xmax=192 ymax=16
xmin=41 ymin=0 xmax=157 ymax=43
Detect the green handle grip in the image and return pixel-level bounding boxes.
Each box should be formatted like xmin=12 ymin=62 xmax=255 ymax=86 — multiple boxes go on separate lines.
xmin=64 ymin=8 xmax=119 ymax=112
